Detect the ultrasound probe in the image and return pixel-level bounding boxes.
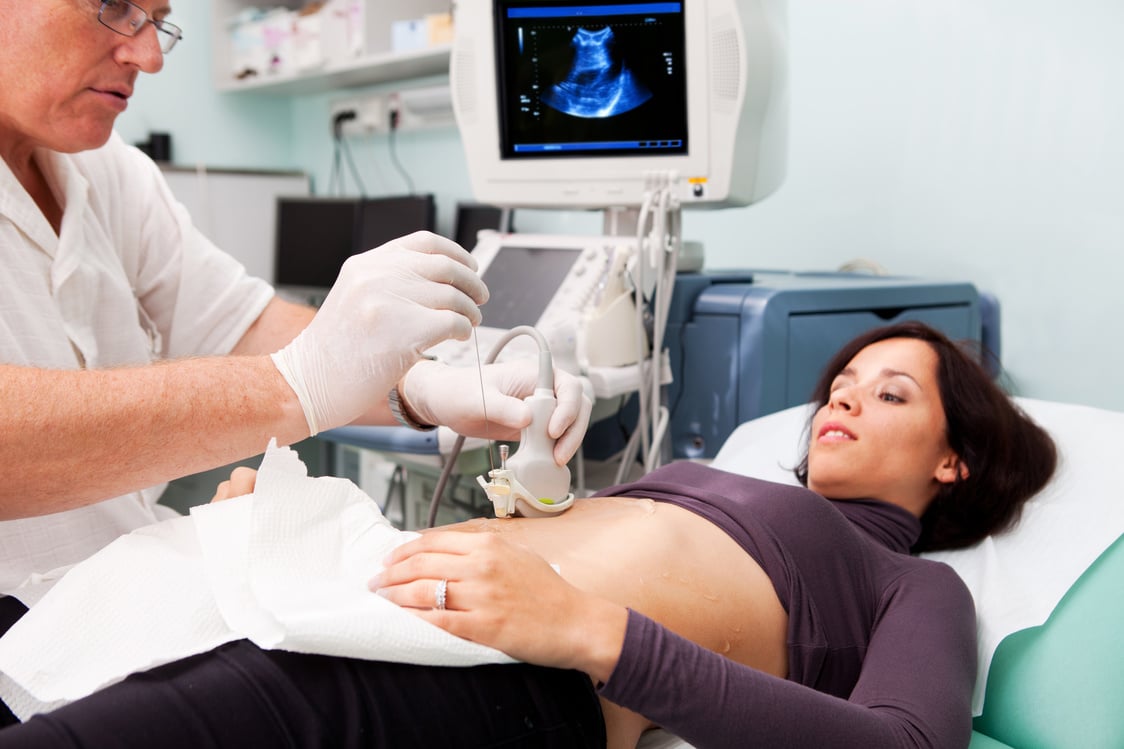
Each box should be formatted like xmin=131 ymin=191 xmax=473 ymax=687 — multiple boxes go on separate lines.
xmin=475 ymin=326 xmax=576 ymax=518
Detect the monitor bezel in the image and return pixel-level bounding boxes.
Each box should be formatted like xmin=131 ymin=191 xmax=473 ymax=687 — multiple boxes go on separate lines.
xmin=451 ymin=0 xmax=788 ymax=209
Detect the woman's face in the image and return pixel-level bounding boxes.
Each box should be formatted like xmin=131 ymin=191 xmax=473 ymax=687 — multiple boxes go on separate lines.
xmin=0 ymin=0 xmax=166 ymax=162
xmin=807 ymin=337 xmax=963 ymax=514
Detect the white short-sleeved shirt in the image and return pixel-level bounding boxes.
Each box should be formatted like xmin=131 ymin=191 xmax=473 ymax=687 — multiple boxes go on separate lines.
xmin=0 ymin=133 xmax=274 ymax=601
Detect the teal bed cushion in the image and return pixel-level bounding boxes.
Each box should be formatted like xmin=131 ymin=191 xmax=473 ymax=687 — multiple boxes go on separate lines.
xmin=972 ymin=534 xmax=1124 ymax=748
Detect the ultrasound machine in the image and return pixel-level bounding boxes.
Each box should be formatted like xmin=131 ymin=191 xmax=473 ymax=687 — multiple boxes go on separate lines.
xmin=321 ymin=0 xmax=790 ymax=523
xmin=453 ymin=0 xmax=787 ymax=209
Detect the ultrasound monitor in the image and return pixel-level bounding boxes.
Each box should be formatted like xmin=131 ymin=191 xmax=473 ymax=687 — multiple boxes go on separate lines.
xmin=275 ymin=194 xmax=436 ymax=290
xmin=451 ymin=0 xmax=788 ymax=209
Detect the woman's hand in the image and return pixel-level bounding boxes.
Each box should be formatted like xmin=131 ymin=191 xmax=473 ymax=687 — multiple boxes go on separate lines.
xmin=370 ymin=530 xmax=627 ymax=683
xmin=209 ymin=466 xmax=258 ymax=503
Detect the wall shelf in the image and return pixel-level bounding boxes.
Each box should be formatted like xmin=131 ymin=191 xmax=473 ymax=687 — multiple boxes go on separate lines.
xmin=212 ymin=0 xmax=453 ymax=96
xmin=215 ymin=45 xmax=451 ymax=96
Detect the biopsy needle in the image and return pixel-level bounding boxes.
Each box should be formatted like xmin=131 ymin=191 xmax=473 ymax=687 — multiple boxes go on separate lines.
xmin=473 ymin=327 xmax=495 ymax=475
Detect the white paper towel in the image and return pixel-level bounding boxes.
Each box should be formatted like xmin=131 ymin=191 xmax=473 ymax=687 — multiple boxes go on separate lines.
xmin=0 ymin=441 xmax=512 ymax=720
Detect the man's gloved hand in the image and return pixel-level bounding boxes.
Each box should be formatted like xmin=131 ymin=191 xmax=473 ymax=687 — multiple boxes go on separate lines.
xmin=271 ymin=232 xmax=488 ymax=435
xmin=398 ymin=358 xmax=593 ymax=466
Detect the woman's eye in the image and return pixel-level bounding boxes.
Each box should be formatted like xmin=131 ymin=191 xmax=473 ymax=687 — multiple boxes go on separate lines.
xmin=879 ymin=391 xmax=904 ymax=403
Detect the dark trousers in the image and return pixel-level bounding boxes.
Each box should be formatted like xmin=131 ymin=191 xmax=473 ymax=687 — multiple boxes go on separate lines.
xmin=0 ymin=597 xmax=27 ymax=729
xmin=0 ymin=597 xmax=605 ymax=748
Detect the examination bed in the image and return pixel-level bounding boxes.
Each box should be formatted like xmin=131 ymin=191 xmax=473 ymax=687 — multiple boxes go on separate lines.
xmin=639 ymin=397 xmax=1124 ymax=749
xmin=1 ymin=397 xmax=1119 ymax=746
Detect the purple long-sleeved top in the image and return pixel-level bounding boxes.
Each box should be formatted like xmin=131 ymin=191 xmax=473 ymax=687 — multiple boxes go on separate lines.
xmin=594 ymin=462 xmax=976 ymax=749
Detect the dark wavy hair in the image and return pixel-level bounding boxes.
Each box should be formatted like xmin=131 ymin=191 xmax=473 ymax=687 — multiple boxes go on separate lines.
xmin=794 ymin=321 xmax=1057 ymax=552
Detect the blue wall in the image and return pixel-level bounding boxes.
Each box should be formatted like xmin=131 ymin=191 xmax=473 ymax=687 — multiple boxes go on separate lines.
xmin=119 ymin=0 xmax=1124 ymax=411
xmin=115 ymin=0 xmax=294 ymax=168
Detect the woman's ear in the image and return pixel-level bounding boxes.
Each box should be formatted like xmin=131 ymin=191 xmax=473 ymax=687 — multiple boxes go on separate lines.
xmin=935 ymin=453 xmax=970 ymax=485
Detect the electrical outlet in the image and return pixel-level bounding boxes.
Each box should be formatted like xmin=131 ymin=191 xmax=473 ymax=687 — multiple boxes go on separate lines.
xmin=387 ymin=85 xmax=454 ymax=132
xmin=330 ymin=95 xmax=388 ymax=136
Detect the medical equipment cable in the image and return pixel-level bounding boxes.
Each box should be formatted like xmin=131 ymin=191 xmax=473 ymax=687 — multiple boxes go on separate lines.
xmin=616 ymin=181 xmax=660 ymax=475
xmin=612 ymin=175 xmax=681 ymax=482
xmin=651 ymin=179 xmax=682 ymax=469
xmin=327 ymin=140 xmax=366 ymax=196
xmin=645 ymin=191 xmax=681 ymax=470
xmin=646 ymin=184 xmax=669 ymax=470
xmin=425 ymin=326 xmax=555 ymax=528
xmin=339 ymin=138 xmax=368 ymax=197
xmin=327 ymin=114 xmax=345 ymax=194
xmin=328 ymin=148 xmax=340 ymax=195
xmin=426 ymin=434 xmax=466 ymax=528
xmin=612 ymin=190 xmax=656 ymax=485
xmin=387 ymin=112 xmax=417 ymax=195
xmin=329 ymin=111 xmax=368 ymax=197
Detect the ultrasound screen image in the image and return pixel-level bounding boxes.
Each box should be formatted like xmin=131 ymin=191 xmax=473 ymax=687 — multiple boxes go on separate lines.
xmin=496 ymin=1 xmax=688 ymax=159
xmin=542 ymin=26 xmax=653 ymax=118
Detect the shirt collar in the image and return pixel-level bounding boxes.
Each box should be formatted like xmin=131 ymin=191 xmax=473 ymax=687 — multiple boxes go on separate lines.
xmin=0 ymin=149 xmax=73 ymax=259
xmin=831 ymin=498 xmax=922 ymax=553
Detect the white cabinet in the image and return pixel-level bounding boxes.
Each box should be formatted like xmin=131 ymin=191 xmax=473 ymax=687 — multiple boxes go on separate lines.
xmin=160 ymin=166 xmax=311 ymax=282
xmin=211 ymin=0 xmax=453 ymax=95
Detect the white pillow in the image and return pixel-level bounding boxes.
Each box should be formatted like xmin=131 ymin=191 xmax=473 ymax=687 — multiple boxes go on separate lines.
xmin=711 ymin=404 xmax=811 ymax=486
xmin=710 ymin=397 xmax=1124 ymax=715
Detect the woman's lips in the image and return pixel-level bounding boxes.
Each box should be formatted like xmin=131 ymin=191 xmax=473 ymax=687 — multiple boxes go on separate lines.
xmin=818 ymin=422 xmax=856 ymax=441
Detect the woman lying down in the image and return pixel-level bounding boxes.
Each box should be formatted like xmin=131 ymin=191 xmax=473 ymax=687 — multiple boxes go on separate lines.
xmin=0 ymin=321 xmax=1056 ymax=749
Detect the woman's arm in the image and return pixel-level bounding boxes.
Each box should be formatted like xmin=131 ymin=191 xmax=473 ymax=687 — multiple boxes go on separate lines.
xmin=372 ymin=530 xmax=629 ymax=681
xmin=377 ymin=534 xmax=976 ymax=749
xmin=602 ymin=565 xmax=977 ymax=748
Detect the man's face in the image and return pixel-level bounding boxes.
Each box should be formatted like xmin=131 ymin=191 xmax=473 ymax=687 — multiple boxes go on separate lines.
xmin=0 ymin=0 xmax=167 ymax=160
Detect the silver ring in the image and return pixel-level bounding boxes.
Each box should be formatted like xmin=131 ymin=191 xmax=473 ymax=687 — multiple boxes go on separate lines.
xmin=434 ymin=578 xmax=448 ymax=610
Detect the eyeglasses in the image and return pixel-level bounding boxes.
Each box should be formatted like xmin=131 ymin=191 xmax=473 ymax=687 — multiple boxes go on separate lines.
xmin=97 ymin=0 xmax=183 ymax=54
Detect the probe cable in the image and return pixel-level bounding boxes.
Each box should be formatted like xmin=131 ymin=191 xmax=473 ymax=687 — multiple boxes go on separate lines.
xmin=425 ymin=326 xmax=553 ymax=528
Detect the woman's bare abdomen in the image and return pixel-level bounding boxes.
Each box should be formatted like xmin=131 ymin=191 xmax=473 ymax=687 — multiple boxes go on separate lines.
xmin=438 ymin=496 xmax=789 ymax=746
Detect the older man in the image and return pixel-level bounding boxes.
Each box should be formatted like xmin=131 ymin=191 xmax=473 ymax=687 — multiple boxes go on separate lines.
xmin=0 ymin=0 xmax=589 ymax=601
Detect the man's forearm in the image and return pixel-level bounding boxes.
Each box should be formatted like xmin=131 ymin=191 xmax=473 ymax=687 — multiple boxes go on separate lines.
xmin=230 ymin=296 xmax=316 ymax=357
xmin=0 ymin=356 xmax=308 ymax=520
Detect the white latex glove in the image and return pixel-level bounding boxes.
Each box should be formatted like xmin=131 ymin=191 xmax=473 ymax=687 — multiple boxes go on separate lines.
xmin=399 ymin=358 xmax=593 ymax=465
xmin=271 ymin=232 xmax=488 ymax=435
